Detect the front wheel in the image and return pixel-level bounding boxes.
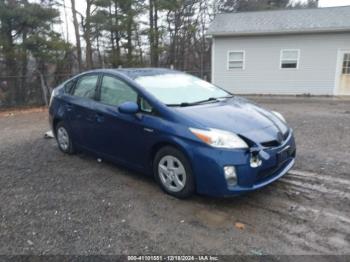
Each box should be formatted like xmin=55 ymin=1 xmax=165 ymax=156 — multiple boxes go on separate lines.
xmin=55 ymin=122 xmax=75 ymax=154
xmin=154 ymin=146 xmax=195 ymax=198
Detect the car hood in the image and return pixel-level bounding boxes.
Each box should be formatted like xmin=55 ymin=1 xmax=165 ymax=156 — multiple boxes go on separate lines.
xmin=175 ymin=97 xmax=289 ymax=144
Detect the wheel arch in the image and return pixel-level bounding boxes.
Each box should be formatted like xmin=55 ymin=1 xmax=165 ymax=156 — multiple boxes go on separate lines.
xmin=52 ymin=117 xmax=63 ymax=136
xmin=149 ymin=139 xmax=194 ymax=172
xmin=150 ymin=139 xmax=197 ymax=197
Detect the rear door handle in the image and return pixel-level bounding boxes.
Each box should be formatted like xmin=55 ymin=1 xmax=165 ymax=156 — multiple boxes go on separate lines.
xmin=86 ymin=114 xmax=95 ymax=122
xmin=95 ymin=113 xmax=105 ymax=123
xmin=66 ymin=103 xmax=73 ymax=112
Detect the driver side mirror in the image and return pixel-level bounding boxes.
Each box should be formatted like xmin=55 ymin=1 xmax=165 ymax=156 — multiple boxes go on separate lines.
xmin=118 ymin=101 xmax=139 ymax=115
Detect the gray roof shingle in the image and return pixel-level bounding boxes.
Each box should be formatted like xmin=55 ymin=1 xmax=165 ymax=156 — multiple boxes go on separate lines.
xmin=208 ymin=6 xmax=350 ymax=36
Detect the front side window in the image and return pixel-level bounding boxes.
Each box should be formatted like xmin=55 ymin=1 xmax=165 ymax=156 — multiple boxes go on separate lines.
xmin=228 ymin=51 xmax=245 ymax=70
xmin=73 ymin=74 xmax=98 ymax=99
xmin=100 ymin=75 xmax=137 ymax=106
xmin=140 ymin=97 xmax=153 ymax=113
xmin=342 ymin=53 xmax=350 ymax=75
xmin=281 ymin=50 xmax=300 ymax=69
xmin=134 ymin=73 xmax=230 ymax=106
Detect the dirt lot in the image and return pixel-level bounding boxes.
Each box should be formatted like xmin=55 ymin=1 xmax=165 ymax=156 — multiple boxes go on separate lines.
xmin=0 ymin=96 xmax=349 ymax=255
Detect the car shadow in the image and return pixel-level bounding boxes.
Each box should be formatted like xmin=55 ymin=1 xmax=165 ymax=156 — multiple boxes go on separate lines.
xmin=75 ymin=149 xmax=275 ymax=205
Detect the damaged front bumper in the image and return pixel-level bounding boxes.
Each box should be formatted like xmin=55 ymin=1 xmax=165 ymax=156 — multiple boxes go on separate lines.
xmin=188 ymin=130 xmax=296 ymax=197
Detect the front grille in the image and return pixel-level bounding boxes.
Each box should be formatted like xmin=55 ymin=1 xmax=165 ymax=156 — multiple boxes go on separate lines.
xmin=257 ymin=165 xmax=281 ymax=182
xmin=261 ymin=130 xmax=290 ymax=148
xmin=283 ymin=130 xmax=290 ymax=140
xmin=261 ymin=140 xmax=280 ymax=148
xmin=257 ymin=145 xmax=296 ymax=183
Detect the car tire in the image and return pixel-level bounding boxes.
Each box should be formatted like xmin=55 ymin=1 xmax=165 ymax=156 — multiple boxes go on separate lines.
xmin=154 ymin=146 xmax=195 ymax=199
xmin=55 ymin=121 xmax=75 ymax=154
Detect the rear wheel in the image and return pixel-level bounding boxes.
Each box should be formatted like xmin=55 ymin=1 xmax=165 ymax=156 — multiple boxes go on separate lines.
xmin=55 ymin=122 xmax=75 ymax=154
xmin=154 ymin=146 xmax=195 ymax=198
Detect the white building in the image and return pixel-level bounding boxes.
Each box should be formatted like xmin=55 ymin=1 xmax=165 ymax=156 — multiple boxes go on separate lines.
xmin=208 ymin=6 xmax=350 ymax=96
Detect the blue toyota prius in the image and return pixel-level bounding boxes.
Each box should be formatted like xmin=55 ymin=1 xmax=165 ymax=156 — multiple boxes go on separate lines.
xmin=49 ymin=68 xmax=296 ymax=198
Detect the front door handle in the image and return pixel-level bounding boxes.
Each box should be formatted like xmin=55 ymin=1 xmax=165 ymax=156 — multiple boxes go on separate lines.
xmin=144 ymin=128 xmax=154 ymax=133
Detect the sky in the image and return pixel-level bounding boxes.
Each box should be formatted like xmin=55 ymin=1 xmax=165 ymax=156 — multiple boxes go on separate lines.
xmin=58 ymin=0 xmax=350 ymax=44
xmin=318 ymin=0 xmax=350 ymax=6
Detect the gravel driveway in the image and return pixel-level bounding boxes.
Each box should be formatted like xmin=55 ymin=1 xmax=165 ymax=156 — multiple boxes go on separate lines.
xmin=0 ymin=96 xmax=349 ymax=255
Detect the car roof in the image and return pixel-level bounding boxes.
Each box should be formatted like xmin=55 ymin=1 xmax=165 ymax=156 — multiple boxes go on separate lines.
xmin=88 ymin=68 xmax=182 ymax=80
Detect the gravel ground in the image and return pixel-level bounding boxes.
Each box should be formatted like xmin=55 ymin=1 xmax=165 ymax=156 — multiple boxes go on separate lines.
xmin=0 ymin=96 xmax=349 ymax=255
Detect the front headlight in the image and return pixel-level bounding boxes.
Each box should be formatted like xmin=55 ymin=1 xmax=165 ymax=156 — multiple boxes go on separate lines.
xmin=189 ymin=128 xmax=248 ymax=149
xmin=272 ymin=111 xmax=286 ymax=123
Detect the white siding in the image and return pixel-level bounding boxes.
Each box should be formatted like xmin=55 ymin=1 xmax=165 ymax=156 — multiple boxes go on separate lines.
xmin=212 ymin=33 xmax=350 ymax=95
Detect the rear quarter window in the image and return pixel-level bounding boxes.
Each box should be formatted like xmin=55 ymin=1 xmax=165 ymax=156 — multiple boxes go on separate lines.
xmin=64 ymin=80 xmax=76 ymax=94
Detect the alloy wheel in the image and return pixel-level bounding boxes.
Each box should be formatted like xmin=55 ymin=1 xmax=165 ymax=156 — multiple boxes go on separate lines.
xmin=57 ymin=126 xmax=70 ymax=151
xmin=158 ymin=155 xmax=187 ymax=192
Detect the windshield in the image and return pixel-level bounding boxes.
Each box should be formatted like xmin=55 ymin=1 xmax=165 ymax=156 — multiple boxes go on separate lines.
xmin=134 ymin=73 xmax=231 ymax=106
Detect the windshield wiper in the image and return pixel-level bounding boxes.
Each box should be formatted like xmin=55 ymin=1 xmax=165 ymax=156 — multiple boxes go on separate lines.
xmin=216 ymin=95 xmax=234 ymax=100
xmin=167 ymin=95 xmax=234 ymax=107
xmin=167 ymin=98 xmax=217 ymax=107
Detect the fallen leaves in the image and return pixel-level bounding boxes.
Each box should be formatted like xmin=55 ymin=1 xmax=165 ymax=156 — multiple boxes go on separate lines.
xmin=0 ymin=107 xmax=47 ymax=117
xmin=27 ymin=240 xmax=34 ymax=246
xmin=234 ymin=222 xmax=246 ymax=230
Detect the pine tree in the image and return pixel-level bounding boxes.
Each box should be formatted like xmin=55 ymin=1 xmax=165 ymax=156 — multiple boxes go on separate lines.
xmin=0 ymin=0 xmax=72 ymax=105
xmin=216 ymin=0 xmax=290 ymax=13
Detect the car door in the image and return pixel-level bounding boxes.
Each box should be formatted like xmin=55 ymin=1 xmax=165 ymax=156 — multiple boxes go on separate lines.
xmin=93 ymin=74 xmax=159 ymax=169
xmin=64 ymin=73 xmax=100 ymax=150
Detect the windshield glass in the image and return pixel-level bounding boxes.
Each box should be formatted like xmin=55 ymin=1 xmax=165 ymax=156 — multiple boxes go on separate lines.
xmin=134 ymin=73 xmax=231 ymax=105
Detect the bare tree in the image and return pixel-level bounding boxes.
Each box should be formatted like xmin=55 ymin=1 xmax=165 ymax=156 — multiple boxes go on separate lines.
xmin=71 ymin=0 xmax=83 ymax=71
xmin=83 ymin=0 xmax=94 ymax=69
xmin=149 ymin=0 xmax=160 ymax=67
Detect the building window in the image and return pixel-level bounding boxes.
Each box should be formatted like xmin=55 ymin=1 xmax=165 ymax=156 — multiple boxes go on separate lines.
xmin=280 ymin=49 xmax=300 ymax=69
xmin=342 ymin=53 xmax=350 ymax=75
xmin=228 ymin=51 xmax=245 ymax=70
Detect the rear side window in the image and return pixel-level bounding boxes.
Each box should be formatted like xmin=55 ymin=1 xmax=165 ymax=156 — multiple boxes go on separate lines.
xmin=100 ymin=75 xmax=137 ymax=106
xmin=73 ymin=75 xmax=99 ymax=99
